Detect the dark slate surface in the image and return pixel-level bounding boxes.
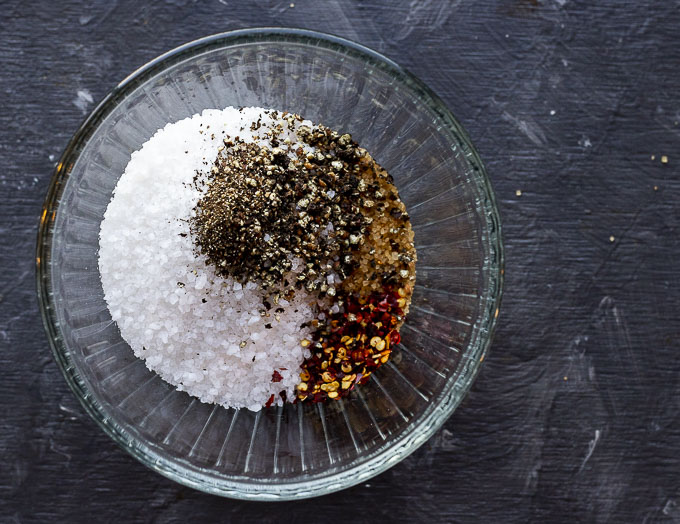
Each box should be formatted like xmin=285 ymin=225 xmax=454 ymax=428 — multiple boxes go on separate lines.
xmin=2 ymin=1 xmax=679 ymax=522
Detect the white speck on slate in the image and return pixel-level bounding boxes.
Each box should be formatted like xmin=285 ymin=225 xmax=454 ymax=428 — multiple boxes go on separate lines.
xmin=550 ymin=110 xmax=556 ymax=116
xmin=502 ymin=111 xmax=547 ymax=146
xmin=49 ymin=154 xmax=55 ymax=162
xmin=579 ymin=136 xmax=592 ymax=148
xmin=73 ymin=89 xmax=94 ymax=114
xmin=663 ymin=499 xmax=678 ymax=516
xmin=579 ymin=429 xmax=601 ymax=471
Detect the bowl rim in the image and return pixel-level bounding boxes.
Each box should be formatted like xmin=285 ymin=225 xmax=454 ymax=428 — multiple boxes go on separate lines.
xmin=36 ymin=27 xmax=504 ymax=500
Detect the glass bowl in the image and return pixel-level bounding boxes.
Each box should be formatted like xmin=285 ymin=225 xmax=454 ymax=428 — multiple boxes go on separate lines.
xmin=36 ymin=28 xmax=503 ymax=500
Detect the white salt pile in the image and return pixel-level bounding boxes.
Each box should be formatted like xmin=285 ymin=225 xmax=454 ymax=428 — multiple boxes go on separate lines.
xmin=99 ymin=107 xmax=317 ymax=411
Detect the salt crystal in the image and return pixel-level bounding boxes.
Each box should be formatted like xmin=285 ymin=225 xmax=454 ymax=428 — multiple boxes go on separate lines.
xmin=195 ymin=273 xmax=207 ymax=289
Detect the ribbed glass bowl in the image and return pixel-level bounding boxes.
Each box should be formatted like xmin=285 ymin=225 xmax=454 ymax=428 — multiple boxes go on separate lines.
xmin=37 ymin=28 xmax=503 ymax=500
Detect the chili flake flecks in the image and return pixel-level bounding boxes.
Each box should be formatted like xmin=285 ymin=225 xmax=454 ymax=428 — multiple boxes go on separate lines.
xmin=296 ymin=290 xmax=407 ymax=402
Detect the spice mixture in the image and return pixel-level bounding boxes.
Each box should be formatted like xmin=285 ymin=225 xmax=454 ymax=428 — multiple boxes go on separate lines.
xmin=99 ymin=107 xmax=415 ymax=410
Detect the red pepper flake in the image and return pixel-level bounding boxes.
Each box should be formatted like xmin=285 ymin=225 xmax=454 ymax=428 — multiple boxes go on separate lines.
xmin=390 ymin=331 xmax=401 ymax=346
xmin=265 ymin=394 xmax=275 ymax=408
xmin=272 ymin=370 xmax=283 ymax=383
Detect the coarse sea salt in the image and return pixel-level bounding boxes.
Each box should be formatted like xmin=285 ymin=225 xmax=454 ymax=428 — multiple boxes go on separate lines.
xmin=98 ymin=107 xmax=318 ymax=411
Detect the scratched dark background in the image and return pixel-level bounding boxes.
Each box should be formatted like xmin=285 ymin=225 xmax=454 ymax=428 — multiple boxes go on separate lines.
xmin=2 ymin=0 xmax=680 ymax=522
